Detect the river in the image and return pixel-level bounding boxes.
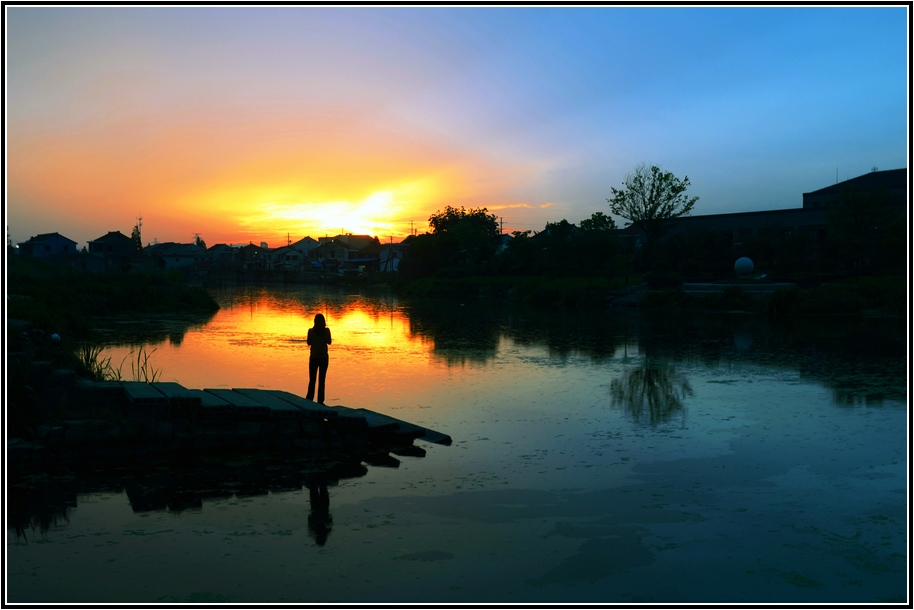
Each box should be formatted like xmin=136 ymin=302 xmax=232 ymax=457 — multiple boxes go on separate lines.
xmin=5 ymin=284 xmax=908 ymax=604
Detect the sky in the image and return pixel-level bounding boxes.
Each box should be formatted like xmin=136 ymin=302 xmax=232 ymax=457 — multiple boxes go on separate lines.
xmin=5 ymin=5 xmax=909 ymax=248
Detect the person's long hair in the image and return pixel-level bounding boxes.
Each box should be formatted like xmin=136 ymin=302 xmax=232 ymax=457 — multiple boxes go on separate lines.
xmin=313 ymin=313 xmax=326 ymax=329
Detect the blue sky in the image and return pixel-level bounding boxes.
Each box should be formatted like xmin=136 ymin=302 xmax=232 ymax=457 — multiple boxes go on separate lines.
xmin=6 ymin=5 xmax=909 ymax=246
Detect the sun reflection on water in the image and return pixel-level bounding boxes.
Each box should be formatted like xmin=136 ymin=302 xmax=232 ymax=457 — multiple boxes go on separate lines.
xmin=98 ymin=287 xmax=438 ymax=404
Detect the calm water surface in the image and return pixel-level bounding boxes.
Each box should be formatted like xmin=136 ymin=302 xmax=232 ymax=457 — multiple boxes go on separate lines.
xmin=6 ymin=285 xmax=908 ymax=604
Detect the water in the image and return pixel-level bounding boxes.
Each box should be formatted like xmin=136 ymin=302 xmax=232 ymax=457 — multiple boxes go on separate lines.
xmin=6 ymin=285 xmax=908 ymax=604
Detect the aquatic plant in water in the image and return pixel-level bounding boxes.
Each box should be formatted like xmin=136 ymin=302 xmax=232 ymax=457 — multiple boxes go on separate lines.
xmin=126 ymin=347 xmax=161 ymax=383
xmin=74 ymin=343 xmax=160 ymax=382
xmin=74 ymin=342 xmax=118 ymax=381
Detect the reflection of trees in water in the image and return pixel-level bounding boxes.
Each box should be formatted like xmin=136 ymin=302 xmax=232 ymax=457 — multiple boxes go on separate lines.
xmin=630 ymin=311 xmax=905 ymax=406
xmin=610 ymin=361 xmax=693 ymax=426
xmin=503 ymin=308 xmax=636 ymax=361
xmin=94 ymin=312 xmax=216 ymax=348
xmin=404 ymin=299 xmax=640 ymax=365
xmin=402 ymin=298 xmax=903 ymax=407
xmin=102 ymin=286 xmax=903 ymax=404
xmin=405 ymin=300 xmax=501 ymax=364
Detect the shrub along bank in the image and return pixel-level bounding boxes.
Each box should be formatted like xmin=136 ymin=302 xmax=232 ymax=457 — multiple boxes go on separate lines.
xmin=373 ymin=267 xmax=904 ymax=318
xmin=8 ymin=256 xmax=219 ymax=340
xmin=639 ymin=275 xmax=905 ymax=318
xmin=7 ymin=257 xmax=221 ymax=438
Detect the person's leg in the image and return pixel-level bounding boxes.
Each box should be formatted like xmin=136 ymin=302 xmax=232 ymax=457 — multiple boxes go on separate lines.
xmin=317 ymin=356 xmax=329 ymax=404
xmin=306 ymin=357 xmax=318 ymax=401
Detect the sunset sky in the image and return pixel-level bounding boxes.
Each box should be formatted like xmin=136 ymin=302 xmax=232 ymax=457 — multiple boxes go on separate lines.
xmin=6 ymin=5 xmax=908 ymax=249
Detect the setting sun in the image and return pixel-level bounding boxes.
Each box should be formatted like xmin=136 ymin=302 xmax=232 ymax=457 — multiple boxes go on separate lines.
xmin=248 ymin=189 xmax=408 ymax=240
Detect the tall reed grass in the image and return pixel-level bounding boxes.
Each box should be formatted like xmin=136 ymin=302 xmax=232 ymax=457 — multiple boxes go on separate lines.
xmin=74 ymin=343 xmax=160 ymax=382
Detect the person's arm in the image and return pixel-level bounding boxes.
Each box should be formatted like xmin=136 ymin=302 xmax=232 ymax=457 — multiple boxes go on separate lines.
xmin=326 ymin=328 xmax=332 ymax=345
xmin=306 ymin=328 xmax=313 ymax=345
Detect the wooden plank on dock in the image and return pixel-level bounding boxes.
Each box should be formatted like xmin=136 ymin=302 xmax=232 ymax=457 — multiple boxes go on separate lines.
xmin=151 ymin=382 xmax=201 ymax=405
xmin=185 ymin=389 xmax=234 ymax=415
xmin=203 ymin=389 xmax=270 ymax=416
xmin=350 ymin=409 xmax=453 ymax=446
xmin=267 ymin=390 xmax=339 ymax=419
xmin=121 ymin=381 xmax=169 ymax=405
xmin=332 ymin=406 xmax=397 ymax=431
xmin=232 ymin=388 xmax=303 ymax=418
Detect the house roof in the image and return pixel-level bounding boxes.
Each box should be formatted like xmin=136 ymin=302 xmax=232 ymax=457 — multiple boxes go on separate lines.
xmin=19 ymin=232 xmax=78 ymax=245
xmin=803 ymin=168 xmax=906 ymax=197
xmin=332 ymin=234 xmax=379 ymax=251
xmin=291 ymin=237 xmax=320 ymax=250
xmin=89 ymin=230 xmax=132 ymax=244
xmin=272 ymin=246 xmax=303 ymax=256
xmin=144 ymin=242 xmax=205 ymax=256
xmin=239 ymin=243 xmax=267 ymax=253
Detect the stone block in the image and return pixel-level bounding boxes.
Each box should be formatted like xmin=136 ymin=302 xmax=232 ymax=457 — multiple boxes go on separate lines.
xmin=7 ymin=438 xmax=42 ymax=463
xmin=63 ymin=424 xmax=87 ymax=447
xmin=156 ymin=421 xmax=174 ymax=439
xmin=236 ymin=421 xmax=261 ymax=437
xmin=74 ymin=381 xmax=128 ymax=416
xmin=36 ymin=425 xmax=65 ymax=446
xmin=96 ymin=421 xmax=124 ymax=442
xmin=202 ymin=419 xmax=237 ymax=437
xmin=172 ymin=418 xmax=199 ymax=438
xmin=123 ymin=420 xmax=156 ymax=440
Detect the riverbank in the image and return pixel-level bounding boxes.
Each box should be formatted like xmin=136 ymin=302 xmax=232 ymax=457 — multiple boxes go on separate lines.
xmin=373 ymin=271 xmax=906 ymax=318
xmin=7 ymin=257 xmax=220 ymax=381
xmin=633 ymin=274 xmax=906 ymax=317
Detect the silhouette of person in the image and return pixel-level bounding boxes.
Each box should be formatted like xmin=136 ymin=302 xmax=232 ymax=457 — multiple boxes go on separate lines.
xmin=306 ymin=481 xmax=333 ymax=546
xmin=306 ymin=313 xmax=332 ymax=404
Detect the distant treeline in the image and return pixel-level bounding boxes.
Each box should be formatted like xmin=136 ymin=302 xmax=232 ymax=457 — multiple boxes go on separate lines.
xmin=7 ymin=256 xmax=219 ymax=342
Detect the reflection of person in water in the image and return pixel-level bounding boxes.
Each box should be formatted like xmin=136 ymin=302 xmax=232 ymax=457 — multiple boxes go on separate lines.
xmin=306 ymin=313 xmax=332 ymax=404
xmin=306 ymin=482 xmax=333 ymax=546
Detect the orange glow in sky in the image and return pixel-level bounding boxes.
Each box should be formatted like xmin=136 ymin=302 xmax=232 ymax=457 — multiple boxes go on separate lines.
xmin=6 ymin=7 xmax=906 ymax=249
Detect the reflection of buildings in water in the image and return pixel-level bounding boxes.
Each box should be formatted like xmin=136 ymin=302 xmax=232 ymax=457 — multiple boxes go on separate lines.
xmin=610 ymin=361 xmax=693 ymax=425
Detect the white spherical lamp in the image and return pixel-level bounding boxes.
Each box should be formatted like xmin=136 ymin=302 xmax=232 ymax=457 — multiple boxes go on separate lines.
xmin=734 ymin=257 xmax=754 ymax=276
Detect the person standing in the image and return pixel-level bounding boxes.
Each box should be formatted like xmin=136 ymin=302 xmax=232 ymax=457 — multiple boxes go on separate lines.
xmin=306 ymin=313 xmax=332 ymax=404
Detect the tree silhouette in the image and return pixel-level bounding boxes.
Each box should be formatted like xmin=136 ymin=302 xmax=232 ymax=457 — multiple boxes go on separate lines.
xmin=610 ymin=361 xmax=693 ymax=425
xmin=131 ymin=220 xmax=143 ymax=252
xmin=608 ymin=163 xmax=698 ymax=247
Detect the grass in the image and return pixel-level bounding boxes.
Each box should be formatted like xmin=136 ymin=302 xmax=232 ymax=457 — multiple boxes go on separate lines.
xmin=75 ymin=343 xmax=160 ymax=382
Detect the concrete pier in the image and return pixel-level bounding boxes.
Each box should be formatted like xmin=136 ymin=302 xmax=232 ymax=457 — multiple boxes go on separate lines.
xmin=8 ymin=379 xmax=451 ymax=466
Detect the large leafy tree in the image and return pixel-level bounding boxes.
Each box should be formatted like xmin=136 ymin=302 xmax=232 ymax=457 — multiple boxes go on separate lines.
xmin=401 ymin=206 xmax=501 ymax=277
xmin=579 ymin=211 xmax=617 ymax=232
xmin=427 ymin=206 xmax=500 ymax=265
xmin=608 ymin=164 xmax=698 ymax=246
xmin=428 ymin=206 xmax=499 ymax=238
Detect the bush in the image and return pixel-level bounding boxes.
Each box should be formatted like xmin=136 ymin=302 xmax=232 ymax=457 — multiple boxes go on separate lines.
xmin=7 ymin=258 xmax=219 ymax=342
